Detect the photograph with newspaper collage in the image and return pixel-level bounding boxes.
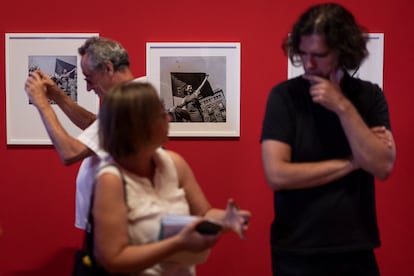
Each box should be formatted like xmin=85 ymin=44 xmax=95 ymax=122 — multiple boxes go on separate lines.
xmin=5 ymin=33 xmax=99 ymax=145
xmin=146 ymin=43 xmax=240 ymax=137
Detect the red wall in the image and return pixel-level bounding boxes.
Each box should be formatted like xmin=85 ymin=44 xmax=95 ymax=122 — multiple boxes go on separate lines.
xmin=1 ymin=0 xmax=413 ymax=275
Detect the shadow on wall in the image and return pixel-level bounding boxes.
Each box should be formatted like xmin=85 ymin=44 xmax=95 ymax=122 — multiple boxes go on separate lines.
xmin=4 ymin=247 xmax=77 ymax=276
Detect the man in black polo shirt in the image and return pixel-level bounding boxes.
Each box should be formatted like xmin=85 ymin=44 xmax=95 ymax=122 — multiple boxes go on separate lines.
xmin=261 ymin=3 xmax=396 ymax=275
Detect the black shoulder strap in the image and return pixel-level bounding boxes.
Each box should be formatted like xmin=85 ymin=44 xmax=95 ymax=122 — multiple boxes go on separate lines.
xmin=83 ymin=165 xmax=127 ymax=263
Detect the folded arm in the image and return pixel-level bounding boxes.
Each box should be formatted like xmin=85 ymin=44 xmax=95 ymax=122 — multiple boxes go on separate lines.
xmin=304 ymin=73 xmax=396 ymax=180
xmin=261 ymin=140 xmax=357 ymax=191
xmin=336 ymin=101 xmax=396 ymax=180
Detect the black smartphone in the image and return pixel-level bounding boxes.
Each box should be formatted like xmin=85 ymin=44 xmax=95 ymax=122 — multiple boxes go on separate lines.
xmin=195 ymin=220 xmax=223 ymax=235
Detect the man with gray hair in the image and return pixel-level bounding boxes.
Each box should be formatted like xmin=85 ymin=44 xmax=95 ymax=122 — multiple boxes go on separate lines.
xmin=25 ymin=37 xmax=146 ymax=229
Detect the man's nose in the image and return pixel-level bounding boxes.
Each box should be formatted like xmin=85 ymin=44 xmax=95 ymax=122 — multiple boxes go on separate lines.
xmin=303 ymin=56 xmax=315 ymax=70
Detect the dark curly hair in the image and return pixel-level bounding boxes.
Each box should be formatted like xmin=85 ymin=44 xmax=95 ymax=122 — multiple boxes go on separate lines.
xmin=283 ymin=3 xmax=368 ymax=70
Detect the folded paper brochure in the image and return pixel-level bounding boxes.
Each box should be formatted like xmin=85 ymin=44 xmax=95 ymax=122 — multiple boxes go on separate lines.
xmin=160 ymin=214 xmax=210 ymax=265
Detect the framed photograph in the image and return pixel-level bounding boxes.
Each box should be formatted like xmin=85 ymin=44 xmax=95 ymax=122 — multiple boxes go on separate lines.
xmin=146 ymin=42 xmax=240 ymax=137
xmin=288 ymin=33 xmax=384 ymax=88
xmin=6 ymin=33 xmax=100 ymax=145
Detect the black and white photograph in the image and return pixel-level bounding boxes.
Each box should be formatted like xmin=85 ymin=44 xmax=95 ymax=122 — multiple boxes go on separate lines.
xmin=169 ymin=72 xmax=227 ymax=123
xmin=28 ymin=55 xmax=78 ymax=104
xmin=146 ymin=42 xmax=240 ymax=137
xmin=161 ymin=56 xmax=227 ymax=123
xmin=5 ymin=33 xmax=99 ymax=145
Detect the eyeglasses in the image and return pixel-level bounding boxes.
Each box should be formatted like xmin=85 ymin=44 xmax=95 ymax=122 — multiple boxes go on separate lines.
xmin=351 ymin=66 xmax=360 ymax=77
